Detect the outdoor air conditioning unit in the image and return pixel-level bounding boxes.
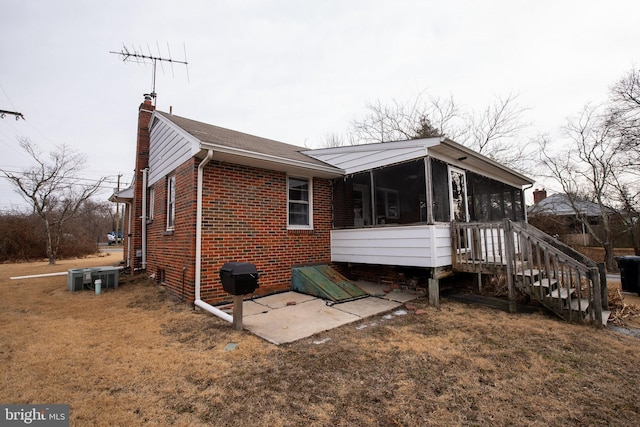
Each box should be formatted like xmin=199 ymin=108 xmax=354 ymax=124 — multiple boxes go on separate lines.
xmin=91 ymin=267 xmax=119 ymax=289
xmin=67 ymin=268 xmax=94 ymax=292
xmin=67 ymin=267 xmax=119 ymax=292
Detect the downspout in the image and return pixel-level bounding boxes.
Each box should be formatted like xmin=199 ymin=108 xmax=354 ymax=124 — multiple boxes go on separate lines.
xmin=194 ymin=150 xmax=233 ymax=323
xmin=142 ymin=168 xmax=148 ymax=270
xmin=126 ymin=202 xmax=132 ymax=268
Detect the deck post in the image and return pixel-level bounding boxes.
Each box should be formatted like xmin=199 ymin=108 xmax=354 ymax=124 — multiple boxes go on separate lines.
xmin=428 ymin=278 xmax=440 ymax=308
xmin=598 ymin=262 xmax=608 ymax=310
xmin=503 ymin=219 xmax=516 ymax=314
xmin=591 ymin=267 xmax=603 ymax=327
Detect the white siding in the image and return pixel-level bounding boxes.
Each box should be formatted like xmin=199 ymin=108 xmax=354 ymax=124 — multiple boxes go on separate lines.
xmin=474 ymin=226 xmax=522 ymax=263
xmin=331 ymin=224 xmax=452 ymax=268
xmin=148 ymin=119 xmax=198 ymax=186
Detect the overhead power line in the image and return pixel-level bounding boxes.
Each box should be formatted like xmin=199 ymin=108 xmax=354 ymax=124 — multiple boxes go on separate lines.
xmin=0 ymin=169 xmax=129 ymax=188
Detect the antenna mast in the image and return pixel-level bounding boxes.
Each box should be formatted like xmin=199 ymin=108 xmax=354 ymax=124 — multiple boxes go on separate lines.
xmin=110 ymin=44 xmax=189 ymax=103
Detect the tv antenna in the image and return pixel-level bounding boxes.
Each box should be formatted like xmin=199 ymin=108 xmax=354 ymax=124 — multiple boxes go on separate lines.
xmin=0 ymin=109 xmax=24 ymax=120
xmin=110 ymin=43 xmax=189 ymax=103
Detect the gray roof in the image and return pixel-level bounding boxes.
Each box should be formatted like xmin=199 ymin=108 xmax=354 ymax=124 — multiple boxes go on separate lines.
xmin=156 ymin=111 xmax=334 ymax=169
xmin=528 ymin=193 xmax=610 ymax=217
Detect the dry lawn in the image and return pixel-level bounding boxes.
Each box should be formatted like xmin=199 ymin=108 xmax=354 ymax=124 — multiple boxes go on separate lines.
xmin=2 ymin=253 xmax=640 ymax=426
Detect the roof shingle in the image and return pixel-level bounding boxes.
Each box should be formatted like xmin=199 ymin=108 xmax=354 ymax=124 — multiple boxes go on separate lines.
xmin=156 ymin=111 xmax=330 ymax=167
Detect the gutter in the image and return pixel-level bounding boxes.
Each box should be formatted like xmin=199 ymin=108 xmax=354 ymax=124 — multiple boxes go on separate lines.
xmin=200 ymin=142 xmax=343 ymax=177
xmin=194 ymin=149 xmax=233 ymax=323
xmin=126 ymin=201 xmax=132 ymax=268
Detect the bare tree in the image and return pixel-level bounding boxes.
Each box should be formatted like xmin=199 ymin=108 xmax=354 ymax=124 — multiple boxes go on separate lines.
xmin=325 ymin=91 xmax=533 ymax=174
xmin=610 ymin=174 xmax=640 ymax=255
xmin=326 ymin=92 xmax=462 ymax=147
xmin=608 ymin=67 xmax=640 ymax=163
xmin=322 ymin=131 xmax=358 ymax=148
xmin=348 ymin=97 xmax=443 ymax=144
xmin=538 ymin=105 xmax=621 ymax=269
xmin=1 ymin=139 xmax=106 ymax=264
xmin=466 ymin=93 xmax=533 ymax=173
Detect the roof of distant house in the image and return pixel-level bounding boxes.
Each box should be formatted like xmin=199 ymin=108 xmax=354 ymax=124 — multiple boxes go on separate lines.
xmin=528 ymin=193 xmax=612 ymax=217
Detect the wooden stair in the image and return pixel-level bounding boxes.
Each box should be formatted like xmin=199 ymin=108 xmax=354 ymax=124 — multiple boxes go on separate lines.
xmin=516 ymin=262 xmax=609 ymax=326
xmin=452 ymin=219 xmax=609 ymax=327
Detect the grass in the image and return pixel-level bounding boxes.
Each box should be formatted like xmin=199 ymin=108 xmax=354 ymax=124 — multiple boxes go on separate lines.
xmin=1 ymin=253 xmax=640 ymax=426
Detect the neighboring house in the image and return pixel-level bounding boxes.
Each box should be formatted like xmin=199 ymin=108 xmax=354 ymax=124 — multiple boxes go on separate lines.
xmin=111 ymin=97 xmax=533 ymax=308
xmin=528 ymin=190 xmax=613 ymax=246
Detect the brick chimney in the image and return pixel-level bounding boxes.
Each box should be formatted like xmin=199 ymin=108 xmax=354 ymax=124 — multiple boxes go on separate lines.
xmin=533 ymin=188 xmax=547 ymax=204
xmin=129 ymin=95 xmax=155 ymax=271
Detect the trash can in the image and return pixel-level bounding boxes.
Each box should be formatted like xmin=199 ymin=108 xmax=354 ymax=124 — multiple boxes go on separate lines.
xmin=615 ymin=256 xmax=640 ymax=294
xmin=219 ymin=262 xmax=259 ymax=295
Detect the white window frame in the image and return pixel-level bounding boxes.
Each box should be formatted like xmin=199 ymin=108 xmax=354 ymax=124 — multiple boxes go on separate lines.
xmin=287 ymin=176 xmax=313 ymax=230
xmin=167 ymin=175 xmax=176 ymax=230
xmin=448 ymin=166 xmax=469 ymax=222
xmin=148 ymin=187 xmax=155 ymax=221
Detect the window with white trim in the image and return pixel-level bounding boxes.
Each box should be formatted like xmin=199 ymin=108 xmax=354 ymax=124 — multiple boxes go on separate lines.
xmin=167 ymin=175 xmax=176 ymax=230
xmin=148 ymin=187 xmax=155 ymax=221
xmin=287 ymin=176 xmax=312 ymax=228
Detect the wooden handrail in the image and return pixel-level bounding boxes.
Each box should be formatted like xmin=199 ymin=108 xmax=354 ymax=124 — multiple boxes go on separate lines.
xmin=451 ymin=219 xmax=606 ymax=326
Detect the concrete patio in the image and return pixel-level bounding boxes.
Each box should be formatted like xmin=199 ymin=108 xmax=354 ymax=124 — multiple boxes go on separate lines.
xmin=224 ymin=281 xmax=424 ymax=345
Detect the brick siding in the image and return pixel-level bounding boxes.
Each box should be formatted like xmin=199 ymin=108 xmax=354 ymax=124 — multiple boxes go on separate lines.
xmin=146 ymin=159 xmax=332 ymax=305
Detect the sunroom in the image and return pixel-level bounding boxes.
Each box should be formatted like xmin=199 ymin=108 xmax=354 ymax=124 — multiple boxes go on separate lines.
xmin=303 ymin=137 xmax=533 ymax=269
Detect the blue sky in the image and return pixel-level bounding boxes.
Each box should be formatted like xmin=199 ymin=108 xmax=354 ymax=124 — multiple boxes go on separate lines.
xmin=1 ymin=0 xmax=640 ymax=209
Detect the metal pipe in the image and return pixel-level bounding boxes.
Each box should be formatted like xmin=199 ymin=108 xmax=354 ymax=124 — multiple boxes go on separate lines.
xmin=126 ymin=202 xmax=132 ymax=268
xmin=141 ymin=168 xmax=148 ymax=270
xmin=194 ymin=150 xmax=232 ymax=323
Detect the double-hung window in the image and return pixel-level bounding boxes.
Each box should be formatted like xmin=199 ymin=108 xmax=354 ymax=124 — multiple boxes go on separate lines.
xmin=167 ymin=175 xmax=176 ymax=230
xmin=287 ymin=176 xmax=312 ymax=229
xmin=148 ymin=187 xmax=155 ymax=221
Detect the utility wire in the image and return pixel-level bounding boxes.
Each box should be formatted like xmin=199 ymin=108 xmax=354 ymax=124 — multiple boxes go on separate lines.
xmin=0 ymin=170 xmax=130 ymax=188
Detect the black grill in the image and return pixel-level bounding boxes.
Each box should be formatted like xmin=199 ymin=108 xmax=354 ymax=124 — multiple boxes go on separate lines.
xmin=219 ymin=262 xmax=259 ymax=295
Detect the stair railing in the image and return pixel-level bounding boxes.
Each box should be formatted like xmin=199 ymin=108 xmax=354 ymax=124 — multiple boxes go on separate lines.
xmin=451 ymin=219 xmax=607 ymax=326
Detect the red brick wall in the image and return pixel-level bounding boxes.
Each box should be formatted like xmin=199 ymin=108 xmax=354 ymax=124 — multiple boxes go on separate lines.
xmin=126 ymin=99 xmax=154 ymax=271
xmin=146 ymin=159 xmax=198 ymax=300
xmin=334 ymin=262 xmax=431 ymax=290
xmin=147 ymin=159 xmax=332 ymax=305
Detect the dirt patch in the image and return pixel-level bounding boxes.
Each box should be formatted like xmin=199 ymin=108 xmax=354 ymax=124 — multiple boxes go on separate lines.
xmin=2 ymin=255 xmax=640 ymax=425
